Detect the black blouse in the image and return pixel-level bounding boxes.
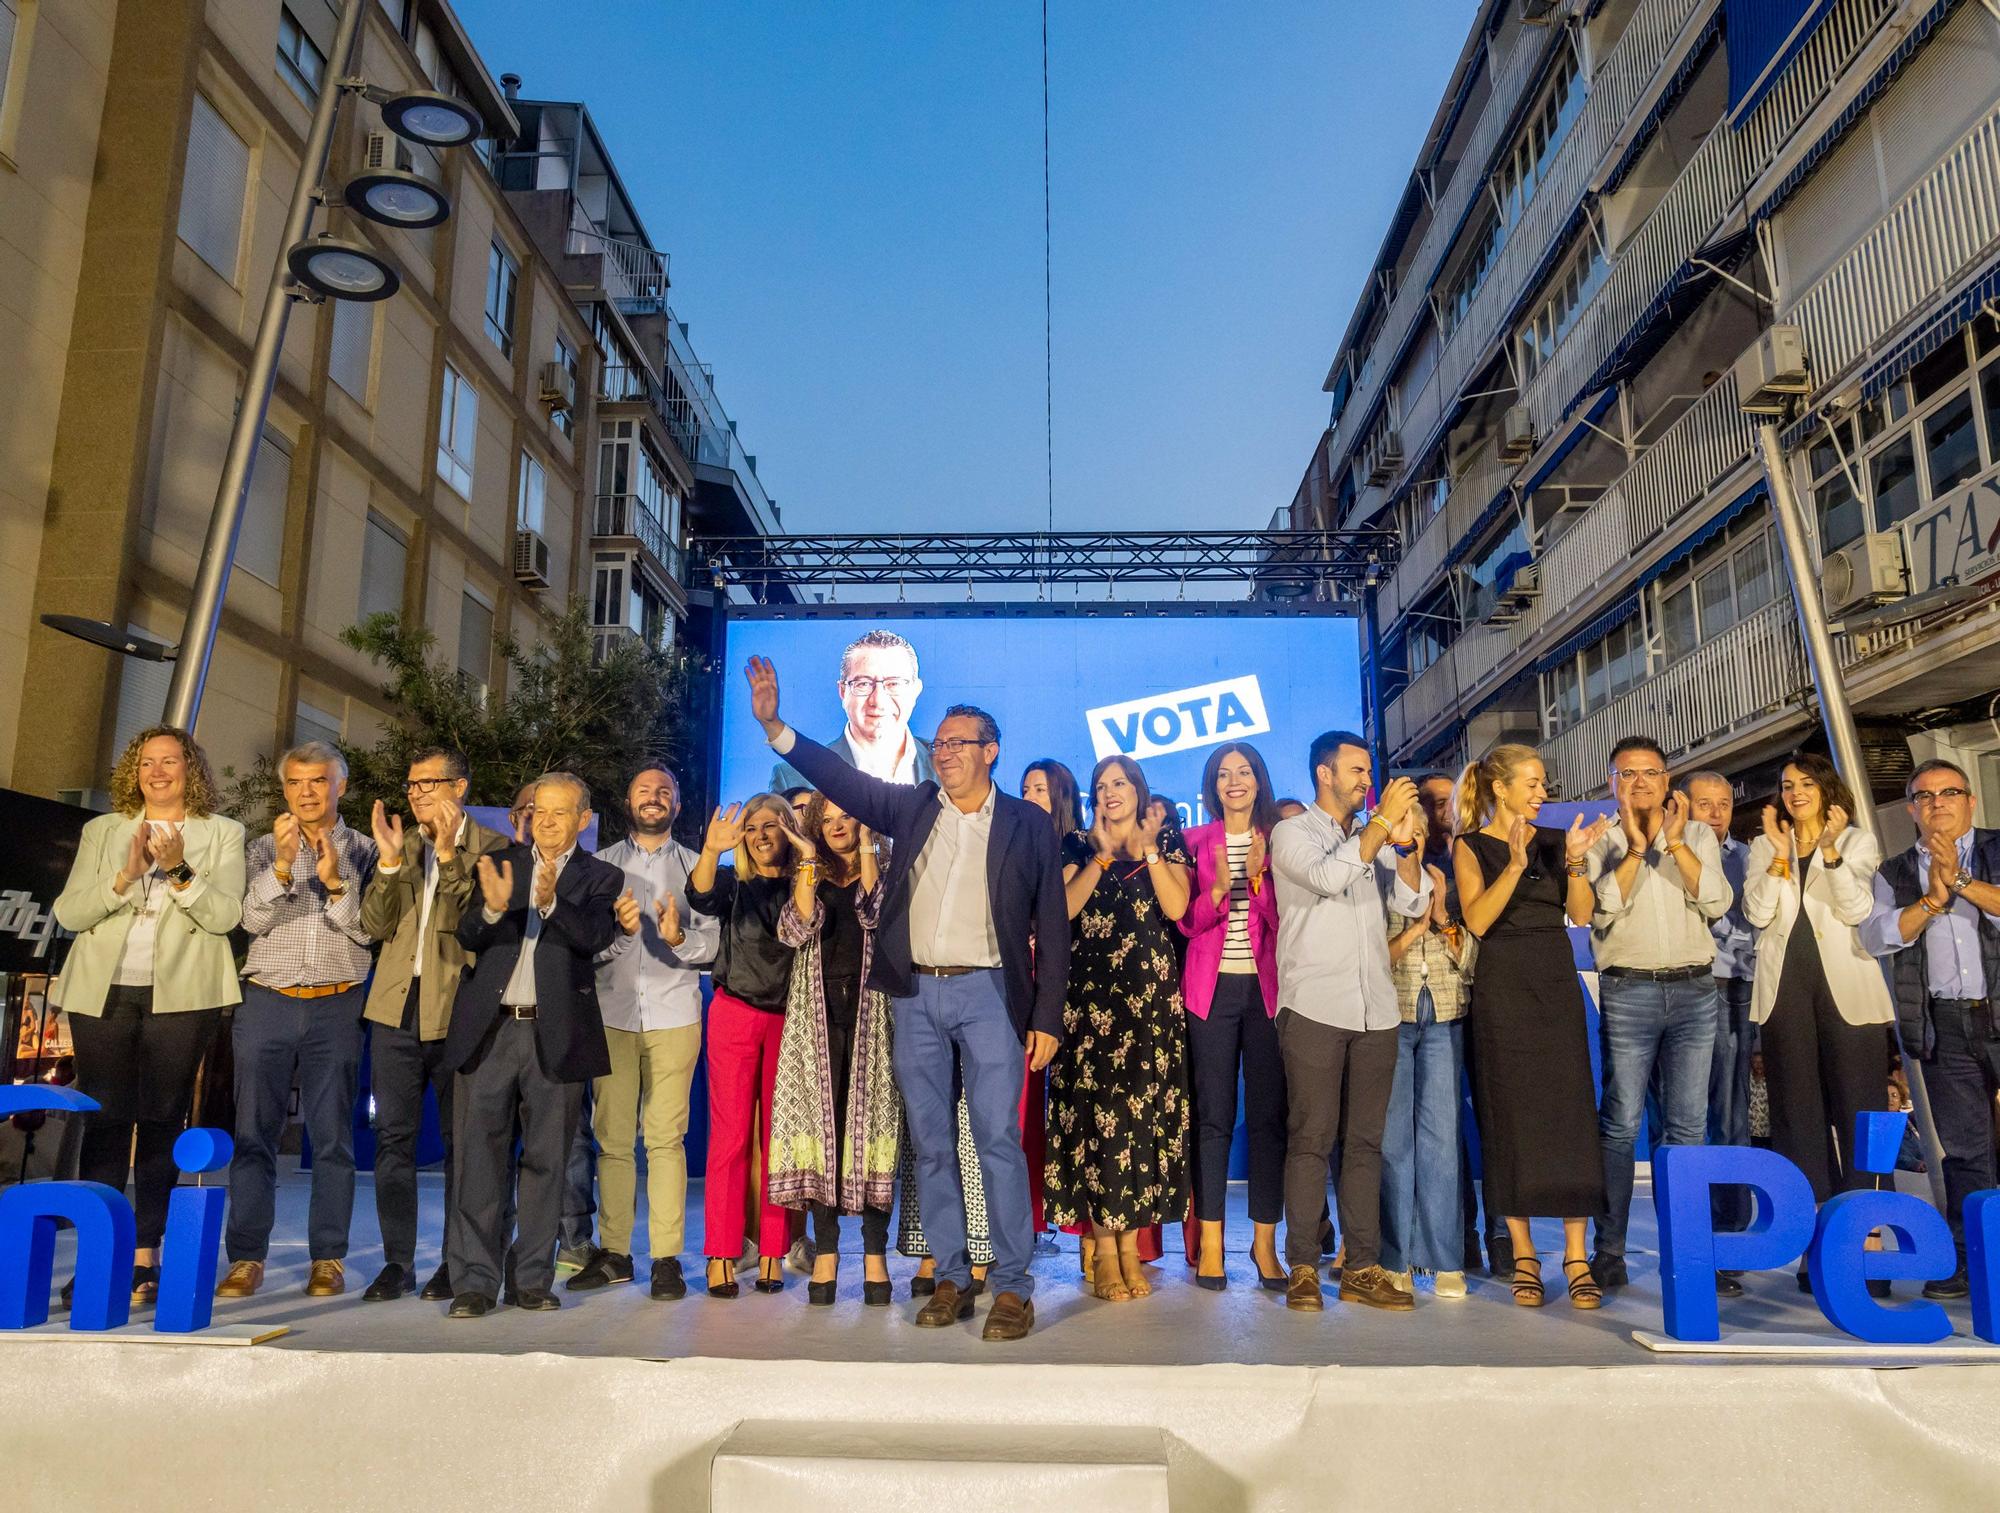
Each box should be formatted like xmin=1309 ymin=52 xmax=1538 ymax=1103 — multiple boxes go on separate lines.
xmin=687 ymin=867 xmax=794 ymax=1013
xmin=815 ymin=878 xmax=867 ymax=1026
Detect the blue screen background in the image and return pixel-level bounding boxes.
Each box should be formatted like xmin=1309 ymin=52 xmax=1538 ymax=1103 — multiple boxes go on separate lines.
xmin=717 ymin=610 xmax=1363 ymax=824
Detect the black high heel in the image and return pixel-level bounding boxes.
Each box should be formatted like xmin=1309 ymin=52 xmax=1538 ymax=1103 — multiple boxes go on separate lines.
xmin=807 ymin=1279 xmax=836 ymax=1306
xmin=1195 ymin=1272 xmax=1227 ymax=1292
xmin=863 ymin=1278 xmax=892 ymax=1307
xmin=754 ymin=1259 xmax=785 ymax=1294
xmin=910 ymin=1270 xmax=937 ymax=1297
xmin=707 ymin=1259 xmax=738 ymax=1300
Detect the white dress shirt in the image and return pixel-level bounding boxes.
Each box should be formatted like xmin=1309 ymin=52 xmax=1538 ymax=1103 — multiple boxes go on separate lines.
xmin=1587 ymin=819 xmax=1732 ymax=970
xmin=594 ymin=835 xmax=722 ymax=1031
xmin=1269 ymin=803 xmax=1429 ymax=1032
xmin=490 ymin=845 xmax=575 ymax=1007
xmin=907 ymin=784 xmax=1002 ymax=968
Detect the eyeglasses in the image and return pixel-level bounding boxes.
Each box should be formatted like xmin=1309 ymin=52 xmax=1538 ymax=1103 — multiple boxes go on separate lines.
xmin=925 ymin=737 xmax=990 ymax=756
xmin=1614 ymin=767 xmax=1666 ymax=782
xmin=405 ymin=778 xmax=458 ymax=794
xmin=1910 ymin=787 xmax=1971 ymax=805
xmin=842 ymin=676 xmax=914 ymax=697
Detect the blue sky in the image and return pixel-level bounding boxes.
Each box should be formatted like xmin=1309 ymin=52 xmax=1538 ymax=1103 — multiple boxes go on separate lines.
xmin=455 ymin=0 xmax=1479 ymax=536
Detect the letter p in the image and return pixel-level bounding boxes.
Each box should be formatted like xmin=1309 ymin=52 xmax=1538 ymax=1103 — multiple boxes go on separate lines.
xmin=1654 ymin=1144 xmax=1816 ymax=1341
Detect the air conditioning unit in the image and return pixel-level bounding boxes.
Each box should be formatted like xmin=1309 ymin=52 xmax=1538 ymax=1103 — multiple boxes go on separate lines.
xmin=364 ymin=131 xmax=414 ymax=174
xmin=1822 ymin=533 xmax=1906 ymax=619
xmin=538 ymin=360 xmax=576 ymax=413
xmin=1731 ymin=325 xmax=1811 ymax=415
xmin=512 ymin=528 xmax=552 ymax=590
xmin=1364 ymin=429 xmax=1405 ymax=485
xmin=1502 ymin=560 xmax=1542 ymax=603
xmin=1500 ymin=404 xmax=1537 ymax=462
xmin=1520 ymin=0 xmax=1564 ymax=22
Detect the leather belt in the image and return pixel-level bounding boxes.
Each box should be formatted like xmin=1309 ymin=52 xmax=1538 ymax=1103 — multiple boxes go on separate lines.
xmin=1600 ymin=964 xmax=1709 ymax=983
xmin=503 ymin=1004 xmax=538 ymax=1020
xmin=912 ymin=964 xmax=982 ymax=978
xmin=264 ymin=981 xmax=361 ymax=999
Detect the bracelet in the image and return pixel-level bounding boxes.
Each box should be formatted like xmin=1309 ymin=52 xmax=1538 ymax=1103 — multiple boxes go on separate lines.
xmin=1663 ymin=839 xmax=1685 ymax=855
xmin=1094 ymin=853 xmax=1115 ymax=872
xmin=1566 ymin=863 xmax=1588 ymax=878
xmin=1143 ymin=851 xmax=1161 ymax=866
xmin=1366 ymin=814 xmax=1392 ymax=835
xmin=1918 ymin=896 xmax=1946 ymax=917
xmin=1769 ymin=861 xmax=1792 ymax=878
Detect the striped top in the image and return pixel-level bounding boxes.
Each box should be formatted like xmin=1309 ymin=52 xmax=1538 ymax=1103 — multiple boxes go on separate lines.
xmin=1220 ymin=828 xmax=1257 ymax=974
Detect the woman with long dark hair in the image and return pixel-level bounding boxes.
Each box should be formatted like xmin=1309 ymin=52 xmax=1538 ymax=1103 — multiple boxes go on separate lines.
xmin=689 ymin=794 xmax=800 ymax=1297
xmin=1021 ymin=759 xmax=1083 ymax=838
xmin=1017 ymin=758 xmax=1082 ymax=1246
xmin=51 ymin=726 xmax=246 ymax=1306
xmin=1046 ymin=754 xmax=1193 ymax=1302
xmin=1178 ymin=742 xmax=1286 ymax=1290
xmin=771 ymin=793 xmax=900 ymax=1305
xmin=1743 ymin=752 xmax=1894 ymax=1290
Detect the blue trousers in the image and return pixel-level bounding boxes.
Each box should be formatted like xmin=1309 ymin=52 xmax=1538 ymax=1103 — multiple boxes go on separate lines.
xmin=1708 ymin=975 xmax=1755 ymax=1229
xmin=1380 ymin=990 xmax=1464 ymax=1274
xmin=226 ymin=982 xmax=365 ymax=1263
xmin=1595 ymin=972 xmax=1718 ymax=1257
xmin=892 ymin=970 xmax=1035 ymax=1299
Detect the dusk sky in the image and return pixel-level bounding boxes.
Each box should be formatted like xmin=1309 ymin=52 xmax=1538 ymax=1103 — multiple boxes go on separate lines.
xmin=455 ymin=1 xmax=1479 ymax=537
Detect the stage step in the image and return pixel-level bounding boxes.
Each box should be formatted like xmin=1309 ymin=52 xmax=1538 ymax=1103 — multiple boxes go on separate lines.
xmin=711 ymin=1420 xmax=1170 ymax=1508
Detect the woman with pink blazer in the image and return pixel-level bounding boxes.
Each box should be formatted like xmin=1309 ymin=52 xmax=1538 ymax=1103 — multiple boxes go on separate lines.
xmin=1180 ymin=742 xmax=1286 ymax=1290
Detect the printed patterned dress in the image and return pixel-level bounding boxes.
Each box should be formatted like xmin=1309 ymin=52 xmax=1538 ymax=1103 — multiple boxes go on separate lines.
xmin=1043 ymin=831 xmax=1193 ymax=1230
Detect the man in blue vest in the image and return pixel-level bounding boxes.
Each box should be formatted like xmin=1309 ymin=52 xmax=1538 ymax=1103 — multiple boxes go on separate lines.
xmin=1863 ymin=758 xmax=2000 ymax=1300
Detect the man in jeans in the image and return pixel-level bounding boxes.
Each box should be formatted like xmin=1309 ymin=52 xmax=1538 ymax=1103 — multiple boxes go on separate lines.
xmin=217 ymin=742 xmax=376 ymax=1299
xmin=1269 ymin=730 xmax=1429 ymax=1313
xmin=1585 ymin=736 xmax=1731 ymax=1289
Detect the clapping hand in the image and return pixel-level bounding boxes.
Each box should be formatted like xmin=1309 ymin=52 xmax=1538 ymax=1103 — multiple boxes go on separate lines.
xmin=273 ymin=812 xmax=301 ymax=883
xmin=1426 ymin=863 xmax=1451 ymax=928
xmin=313 ymin=832 xmax=344 ymax=891
xmin=1566 ymin=812 xmax=1611 ymax=865
xmin=370 ymin=799 xmax=404 ymax=858
xmin=151 ymin=823 xmax=186 ymax=873
xmin=1386 ymin=805 xmax=1418 ymax=849
xmin=533 ymin=858 xmax=557 ymax=911
xmin=1661 ymin=791 xmax=1691 ymax=847
xmin=1616 ymin=780 xmax=1649 ymax=850
xmin=655 ymin=891 xmax=685 ymax=947
xmin=1136 ymin=800 xmax=1166 ymax=853
xmin=1246 ymin=827 xmax=1267 ymax=881
xmin=1924 ymin=831 xmax=1960 ymax=903
xmin=703 ymin=804 xmax=747 ymax=857
xmin=1087 ymin=809 xmax=1114 ymax=862
xmin=1822 ymin=804 xmax=1850 ymax=854
xmin=475 ymin=854 xmax=514 ymax=915
xmin=1209 ymin=842 xmax=1231 ymax=907
xmin=115 ymin=824 xmax=154 ymax=894
xmin=430 ymin=796 xmax=463 ymax=863
xmin=1507 ymin=816 xmax=1532 ymax=871
xmin=1760 ymin=803 xmax=1787 ymax=850
xmin=1376 ymin=776 xmax=1419 ymax=827
xmin=614 ymin=889 xmax=642 ymax=936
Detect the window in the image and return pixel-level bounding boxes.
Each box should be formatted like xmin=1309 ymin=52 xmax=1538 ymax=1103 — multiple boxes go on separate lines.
xmin=328 ymin=296 xmax=372 ymax=402
xmin=1985 ymin=363 xmax=2000 ymax=470
xmin=0 ymin=2 xmax=19 ymax=125
xmin=1870 ymin=434 xmax=1919 ymax=531
xmin=236 ymin=432 xmax=291 ymax=586
xmin=276 ymin=7 xmax=327 ymax=107
xmin=1513 ymin=235 xmax=1606 ymax=382
xmin=295 ymin=700 xmax=342 ymax=748
xmin=591 ymin=553 xmax=625 ymax=630
xmin=1439 ymin=213 xmax=1500 ymax=337
xmin=458 ymin=588 xmax=494 ymax=693
xmin=1652 ymin=518 xmax=1777 ymax=668
xmin=484 ymin=243 xmax=518 ymax=356
xmin=1495 ymin=49 xmax=1584 ymax=231
xmin=1732 ymin=532 xmax=1774 ymax=617
xmin=1809 ymin=428 xmax=1865 ymax=553
xmin=1659 ymin=582 xmax=1696 ymax=663
xmin=1923 ymin=388 xmax=1980 ymax=498
xmin=437 ymin=363 xmax=477 ymax=496
xmin=552 ymin=335 xmax=578 ymax=437
xmin=517 ymin=451 xmax=546 ymax=534
xmin=178 ymin=95 xmax=250 ymax=280
xmin=1548 ymin=658 xmax=1582 ymax=732
xmin=1696 ymin=561 xmax=1733 ymax=641
xmin=358 ymin=511 xmax=407 ymax=621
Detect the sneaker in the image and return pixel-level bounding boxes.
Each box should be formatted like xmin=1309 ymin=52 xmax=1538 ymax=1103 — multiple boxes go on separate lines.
xmin=1433 ymin=1270 xmax=1467 ymax=1299
xmin=1922 ymin=1267 xmax=1969 ymax=1301
xmin=567 ymin=1250 xmax=634 ymax=1292
xmin=215 ymin=1260 xmax=264 ymax=1299
xmin=554 ymin=1243 xmax=599 ymax=1275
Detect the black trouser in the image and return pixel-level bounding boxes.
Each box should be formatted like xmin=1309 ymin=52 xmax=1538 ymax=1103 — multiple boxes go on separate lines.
xmin=448 ymin=1015 xmax=583 ymax=1298
xmin=1188 ymin=974 xmax=1286 ymax=1224
xmin=67 ymin=986 xmax=220 ymax=1249
xmin=1279 ymin=1011 xmax=1397 ymax=1271
xmin=1924 ymin=998 xmax=2000 ymax=1262
xmin=1761 ymin=964 xmax=1888 ymax=1202
xmin=368 ymin=984 xmax=455 ymax=1268
xmin=809 ymin=996 xmax=890 ymax=1256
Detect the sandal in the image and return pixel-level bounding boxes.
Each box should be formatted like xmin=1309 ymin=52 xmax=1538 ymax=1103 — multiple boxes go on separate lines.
xmin=1092 ymin=1246 xmax=1132 ymax=1303
xmin=706 ymin=1258 xmax=738 ymax=1299
xmin=1563 ymin=1257 xmax=1602 ymax=1311
xmin=1510 ymin=1256 xmax=1544 ymax=1308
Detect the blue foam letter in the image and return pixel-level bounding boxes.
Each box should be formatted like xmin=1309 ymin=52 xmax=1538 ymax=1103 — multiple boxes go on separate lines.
xmin=1653 ymin=1144 xmax=1816 ymax=1340
xmin=1967 ymin=1189 xmax=2000 ymax=1344
xmin=1807 ymin=1112 xmax=1956 ymax=1344
xmin=154 ymin=1129 xmax=233 ymax=1334
xmin=0 ymin=1182 xmax=135 ymax=1331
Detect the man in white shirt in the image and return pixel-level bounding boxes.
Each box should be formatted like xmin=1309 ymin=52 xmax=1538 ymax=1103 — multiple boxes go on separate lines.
xmin=1269 ymin=729 xmax=1429 ymax=1313
xmin=1585 ymin=737 xmax=1731 ymax=1291
xmin=770 ymin=628 xmax=938 ymax=791
xmin=566 ymin=767 xmax=721 ymax=1302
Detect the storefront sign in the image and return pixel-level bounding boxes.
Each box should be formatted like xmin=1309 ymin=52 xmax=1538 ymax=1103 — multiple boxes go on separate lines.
xmin=1903 ymin=470 xmax=2000 ymax=597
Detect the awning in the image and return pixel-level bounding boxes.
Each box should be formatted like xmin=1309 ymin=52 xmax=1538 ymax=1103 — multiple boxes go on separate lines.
xmin=1535 ymin=592 xmax=1642 ymax=673
xmin=1859 ymin=252 xmax=2000 ymax=403
xmin=1571 ymin=223 xmax=1759 ymax=408
xmin=1602 ymin=11 xmax=1725 ymax=197
xmin=1635 ymin=478 xmax=1770 ymax=590
xmin=1726 ymin=0 xmax=1841 ymax=127
xmin=1522 ymin=387 xmax=1620 ymax=496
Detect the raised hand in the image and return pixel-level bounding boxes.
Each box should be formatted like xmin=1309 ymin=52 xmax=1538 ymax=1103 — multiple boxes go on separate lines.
xmin=1616 ymin=780 xmax=1648 ymax=850
xmin=1507 ymin=816 xmax=1532 ymax=871
xmin=614 ymin=889 xmax=642 ymax=936
xmin=370 ymin=799 xmax=404 ymax=858
xmin=1386 ymin=805 xmax=1418 ymax=849
xmin=1662 ymin=790 xmax=1691 ymax=847
xmin=655 ymin=892 xmax=685 ymax=947
xmin=1566 ymin=812 xmax=1611 ymax=865
xmin=781 ymin=808 xmax=817 ymax=863
xmin=1426 ymin=863 xmax=1451 ymax=927
xmin=1087 ymin=809 xmax=1114 ymax=861
xmin=314 ymin=832 xmax=344 ymax=892
xmin=151 ymin=823 xmax=186 ymax=872
xmin=430 ymin=796 xmax=463 ymax=862
xmin=272 ymin=812 xmax=301 ymax=882
xmin=704 ymin=803 xmax=747 ymax=856
xmin=475 ymin=854 xmax=514 ymax=915
xmin=1136 ymin=800 xmax=1166 ymax=852
xmin=1376 ymin=776 xmax=1419 ymax=826
xmin=116 ymin=824 xmax=152 ymax=894
xmin=1760 ymin=803 xmax=1787 ymax=850
xmin=1210 ymin=842 xmax=1231 ymax=907
xmin=745 ymin=656 xmax=782 ymax=734
xmin=1822 ymin=804 xmax=1850 ymax=852
xmin=1923 ymin=831 xmax=1959 ymax=901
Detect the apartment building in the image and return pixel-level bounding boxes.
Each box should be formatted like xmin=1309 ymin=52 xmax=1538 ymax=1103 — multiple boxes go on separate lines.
xmin=0 ymin=0 xmax=784 ymax=805
xmin=1297 ymin=0 xmax=2000 ymax=833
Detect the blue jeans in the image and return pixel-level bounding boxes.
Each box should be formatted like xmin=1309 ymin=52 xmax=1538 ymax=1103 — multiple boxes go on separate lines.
xmin=226 ymin=982 xmax=365 ymax=1263
xmin=1380 ymin=990 xmax=1463 ymax=1274
xmin=892 ymin=970 xmax=1035 ymax=1300
xmin=1595 ymin=972 xmax=1719 ymax=1258
xmin=560 ymin=1081 xmax=596 ymax=1252
xmin=1709 ymin=975 xmax=1755 ymax=1229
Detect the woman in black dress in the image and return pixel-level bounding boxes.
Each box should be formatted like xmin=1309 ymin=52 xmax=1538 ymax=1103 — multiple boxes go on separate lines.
xmin=1453 ymin=743 xmax=1611 ymax=1309
xmin=1045 ymin=755 xmax=1193 ymax=1302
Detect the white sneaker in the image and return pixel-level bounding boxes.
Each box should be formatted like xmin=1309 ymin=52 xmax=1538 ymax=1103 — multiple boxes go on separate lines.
xmin=1385 ymin=1270 xmax=1414 ymax=1293
xmin=1434 ymin=1270 xmax=1467 ymax=1299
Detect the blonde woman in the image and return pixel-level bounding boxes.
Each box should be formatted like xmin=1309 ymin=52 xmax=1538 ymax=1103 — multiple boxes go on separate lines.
xmin=1452 ymin=745 xmax=1610 ymax=1309
xmin=50 ymin=726 xmax=246 ymax=1306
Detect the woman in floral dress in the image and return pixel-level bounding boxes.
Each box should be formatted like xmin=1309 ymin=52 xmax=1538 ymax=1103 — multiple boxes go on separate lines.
xmin=1044 ymin=754 xmax=1193 ymax=1302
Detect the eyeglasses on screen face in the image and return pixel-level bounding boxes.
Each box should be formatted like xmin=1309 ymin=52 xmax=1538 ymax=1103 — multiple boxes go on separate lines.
xmin=1909 ymin=787 xmax=1970 ymax=805
xmin=842 ymin=676 xmax=913 ymax=697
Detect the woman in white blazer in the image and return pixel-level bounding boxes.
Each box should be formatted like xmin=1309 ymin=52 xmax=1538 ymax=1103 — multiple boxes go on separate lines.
xmin=51 ymin=726 xmax=245 ymax=1305
xmin=1742 ymin=752 xmax=1892 ymax=1223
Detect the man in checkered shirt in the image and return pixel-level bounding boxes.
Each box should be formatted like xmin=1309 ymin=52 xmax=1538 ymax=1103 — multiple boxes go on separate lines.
xmin=215 ymin=740 xmax=377 ymax=1301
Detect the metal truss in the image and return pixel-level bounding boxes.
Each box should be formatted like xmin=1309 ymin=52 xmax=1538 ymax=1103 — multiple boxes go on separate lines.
xmin=690 ymin=529 xmax=1400 ymax=599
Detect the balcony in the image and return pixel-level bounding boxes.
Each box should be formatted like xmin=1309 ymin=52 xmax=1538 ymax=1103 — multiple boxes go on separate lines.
xmin=598 ymin=361 xmax=701 ymax=465
xmin=593 ymin=493 xmax=686 ymax=584
xmin=569 ymin=226 xmax=670 ymax=312
xmin=1540 ymin=598 xmax=1806 ymax=797
xmin=1378 ymin=436 xmax=1512 ymax=625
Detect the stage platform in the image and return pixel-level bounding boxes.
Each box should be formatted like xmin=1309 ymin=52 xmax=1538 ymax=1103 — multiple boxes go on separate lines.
xmin=5 ymin=1169 xmax=1998 ymax=1509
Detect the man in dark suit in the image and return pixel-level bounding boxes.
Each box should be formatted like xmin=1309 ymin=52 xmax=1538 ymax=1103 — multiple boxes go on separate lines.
xmin=444 ymin=771 xmax=623 ymax=1318
xmin=746 ymin=655 xmax=1066 ymax=1341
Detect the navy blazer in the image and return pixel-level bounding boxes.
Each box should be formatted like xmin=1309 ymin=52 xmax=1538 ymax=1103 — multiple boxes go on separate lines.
xmin=449 ymin=843 xmax=624 ymax=1083
xmin=780 ymin=733 xmax=1068 ymax=1042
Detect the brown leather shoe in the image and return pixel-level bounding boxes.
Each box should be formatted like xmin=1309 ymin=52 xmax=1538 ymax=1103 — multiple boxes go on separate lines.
xmin=1285 ymin=1264 xmax=1323 ymax=1312
xmin=1339 ymin=1263 xmax=1415 ymax=1311
xmin=305 ymin=1259 xmax=346 ymax=1298
xmin=215 ymin=1260 xmax=264 ymax=1299
xmin=914 ymin=1278 xmax=975 ymax=1327
xmin=981 ymin=1291 xmax=1034 ymax=1341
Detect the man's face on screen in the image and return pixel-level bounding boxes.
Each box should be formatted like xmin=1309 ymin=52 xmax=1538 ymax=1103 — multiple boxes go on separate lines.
xmin=839 ymin=644 xmax=920 ymax=747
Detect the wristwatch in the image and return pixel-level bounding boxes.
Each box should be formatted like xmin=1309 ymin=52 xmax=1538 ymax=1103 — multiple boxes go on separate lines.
xmin=165 ymin=861 xmax=195 ymax=887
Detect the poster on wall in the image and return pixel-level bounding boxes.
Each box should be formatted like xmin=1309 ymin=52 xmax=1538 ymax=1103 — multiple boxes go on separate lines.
xmin=0 ymin=788 xmax=92 ymax=975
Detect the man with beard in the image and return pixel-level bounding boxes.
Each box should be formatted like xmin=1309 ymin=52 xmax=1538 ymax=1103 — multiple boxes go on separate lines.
xmin=565 ymin=768 xmax=721 ymax=1300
